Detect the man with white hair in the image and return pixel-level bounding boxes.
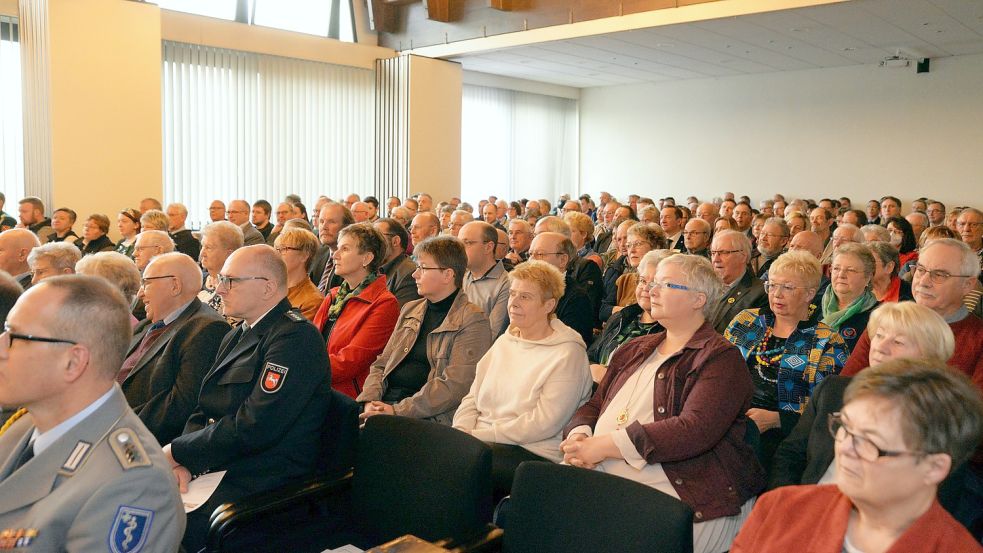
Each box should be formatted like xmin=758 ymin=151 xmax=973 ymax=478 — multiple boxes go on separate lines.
xmin=752 ymin=218 xmax=790 ymax=277
xmin=505 ymin=219 xmax=533 ymax=265
xmin=226 ymin=200 xmax=265 ymax=246
xmin=351 ymin=202 xmax=371 ymax=223
xmin=27 ymin=241 xmax=81 ymax=286
xmin=166 ymin=202 xmax=201 ymax=260
xmin=447 ymin=210 xmax=474 ymax=238
xmin=708 ymin=230 xmax=767 ymax=334
xmin=133 ymin=230 xmax=176 ymax=273
xmin=906 ymin=211 xmax=929 ymax=243
xmin=0 ymin=228 xmax=41 ymax=289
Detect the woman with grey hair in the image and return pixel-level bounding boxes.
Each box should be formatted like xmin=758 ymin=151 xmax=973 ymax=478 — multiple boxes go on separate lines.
xmin=563 ymin=255 xmax=764 ymax=553
xmin=868 ymin=241 xmax=913 ymax=302
xmin=820 ymin=243 xmax=880 ymax=353
xmin=27 ymin=241 xmax=81 ymax=286
xmin=198 ymin=221 xmax=244 ymax=318
xmin=76 ymin=251 xmax=142 ymax=327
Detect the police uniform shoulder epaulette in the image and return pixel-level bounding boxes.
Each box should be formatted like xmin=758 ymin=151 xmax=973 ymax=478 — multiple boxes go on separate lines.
xmin=108 ymin=428 xmax=152 ymax=471
xmin=284 ymin=310 xmax=306 ymax=322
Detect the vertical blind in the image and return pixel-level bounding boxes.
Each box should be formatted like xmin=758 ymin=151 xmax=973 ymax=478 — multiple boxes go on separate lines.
xmin=0 ymin=15 xmax=24 ymax=204
xmin=162 ymin=41 xmax=374 ymax=228
xmin=461 ymin=84 xmax=578 ymax=206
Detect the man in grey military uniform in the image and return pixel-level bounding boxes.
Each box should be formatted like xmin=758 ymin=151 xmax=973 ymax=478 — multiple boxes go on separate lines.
xmin=165 ymin=245 xmax=332 ymax=552
xmin=0 ymin=275 xmax=184 ymax=552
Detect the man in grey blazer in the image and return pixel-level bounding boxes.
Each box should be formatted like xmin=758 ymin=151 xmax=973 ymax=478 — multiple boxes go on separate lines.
xmin=121 ymin=253 xmax=230 ymax=446
xmin=375 ymin=218 xmax=421 ymax=307
xmin=0 ymin=275 xmax=184 ymax=552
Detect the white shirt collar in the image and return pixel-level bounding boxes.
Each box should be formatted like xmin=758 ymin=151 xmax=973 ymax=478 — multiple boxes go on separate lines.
xmin=246 ymin=303 xmax=279 ymax=329
xmin=31 ymin=386 xmax=115 ymax=456
xmin=160 ymin=298 xmax=196 ymax=326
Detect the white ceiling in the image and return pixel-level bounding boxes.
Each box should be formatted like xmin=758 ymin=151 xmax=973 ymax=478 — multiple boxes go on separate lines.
xmin=448 ymin=0 xmax=983 ymax=88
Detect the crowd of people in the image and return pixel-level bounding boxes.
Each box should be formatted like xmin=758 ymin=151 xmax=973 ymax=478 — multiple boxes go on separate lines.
xmin=0 ymin=189 xmax=981 ymax=552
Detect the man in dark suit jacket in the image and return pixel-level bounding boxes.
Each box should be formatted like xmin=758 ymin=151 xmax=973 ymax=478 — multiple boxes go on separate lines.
xmin=374 ymin=218 xmax=420 ymax=307
xmin=120 ymin=253 xmax=229 ymax=445
xmin=309 ymin=202 xmax=354 ymax=293
xmin=568 ymin=255 xmax=602 ymax=328
xmin=166 ymin=202 xmax=201 ymax=260
xmin=709 ymin=230 xmax=768 ymax=334
xmin=165 ymin=246 xmax=332 ymax=552
xmin=531 ymin=232 xmax=595 ymax=346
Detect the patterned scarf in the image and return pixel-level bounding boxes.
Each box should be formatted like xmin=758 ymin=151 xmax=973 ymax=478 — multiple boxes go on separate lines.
xmin=326 ymin=273 xmax=378 ymax=322
xmin=821 ymin=287 xmax=878 ymax=331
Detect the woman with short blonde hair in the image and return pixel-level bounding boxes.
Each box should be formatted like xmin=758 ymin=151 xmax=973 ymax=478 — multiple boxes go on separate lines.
xmin=274 ymin=227 xmax=323 ymax=320
xmin=563 ymin=211 xmax=602 ymax=269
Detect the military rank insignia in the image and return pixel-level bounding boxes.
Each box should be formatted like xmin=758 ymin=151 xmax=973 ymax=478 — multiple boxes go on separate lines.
xmin=0 ymin=528 xmax=38 ymax=549
xmin=109 ymin=506 xmax=153 ymax=553
xmin=261 ymin=362 xmax=289 ymax=393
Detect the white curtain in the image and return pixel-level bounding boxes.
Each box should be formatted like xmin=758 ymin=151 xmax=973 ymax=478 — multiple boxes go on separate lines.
xmin=461 ymin=84 xmax=578 ymax=206
xmin=0 ymin=16 xmax=24 ymax=204
xmin=162 ymin=41 xmax=374 ymax=228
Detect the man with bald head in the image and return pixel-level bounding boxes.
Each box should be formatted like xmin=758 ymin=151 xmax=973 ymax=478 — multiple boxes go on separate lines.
xmin=697 ymin=202 xmax=719 ymax=225
xmin=133 ymin=230 xmax=176 ymax=273
xmin=165 ymin=245 xmax=331 ymax=552
xmin=410 ymin=212 xmax=440 ymax=247
xmin=208 ymin=200 xmax=226 ymax=223
xmin=351 ymin=202 xmax=371 ymax=223
xmin=789 ymin=230 xmax=825 ymax=260
xmin=682 ymin=217 xmax=712 ymax=257
xmin=0 ymin=275 xmax=185 ymax=551
xmin=529 ymin=232 xmax=594 ymax=345
xmin=122 ymin=253 xmax=230 ymax=445
xmin=0 ymin=228 xmax=41 ymax=289
xmin=226 ymin=200 xmax=265 ymax=246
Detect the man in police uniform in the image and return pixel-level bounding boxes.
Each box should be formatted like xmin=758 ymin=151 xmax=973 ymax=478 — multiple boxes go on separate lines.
xmin=164 ymin=245 xmax=332 ymax=552
xmin=0 ymin=275 xmax=184 ymax=552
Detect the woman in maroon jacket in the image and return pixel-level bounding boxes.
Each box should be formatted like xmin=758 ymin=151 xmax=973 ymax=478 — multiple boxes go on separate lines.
xmin=562 ymin=254 xmax=765 ymax=553
xmin=313 ymin=223 xmax=399 ymax=398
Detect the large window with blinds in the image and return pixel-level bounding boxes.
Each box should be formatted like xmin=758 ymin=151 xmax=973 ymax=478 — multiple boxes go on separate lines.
xmin=0 ymin=15 xmax=23 ymax=203
xmin=161 ymin=41 xmax=374 ymax=228
xmin=461 ymin=84 xmax=578 ymax=206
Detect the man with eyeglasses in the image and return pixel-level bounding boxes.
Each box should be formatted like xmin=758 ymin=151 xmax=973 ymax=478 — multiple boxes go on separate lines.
xmin=265 ymin=202 xmax=295 ymax=246
xmin=956 ymin=208 xmax=983 ymax=282
xmin=166 ymin=203 xmax=201 ymax=260
xmin=753 ymin=218 xmax=791 ymax=278
xmin=208 ymin=199 xmax=226 ymax=223
xmin=842 ymin=238 xmax=983 ymax=383
xmin=374 ymin=218 xmax=420 ymax=307
xmin=682 ymin=218 xmax=711 ymax=257
xmin=121 ymin=252 xmax=229 ymax=447
xmin=447 ymin=209 xmax=474 ymax=239
xmin=350 ymin=201 xmax=371 ymax=224
xmin=926 ymin=201 xmax=946 ymax=228
xmin=528 ymin=232 xmax=595 ymax=346
xmin=0 ymin=228 xmax=41 ymax=289
xmin=165 ymin=245 xmax=331 ymax=552
xmin=0 ymin=275 xmax=185 ymax=551
xmin=708 ymin=230 xmax=767 ymax=334
xmin=505 ymin=219 xmax=533 ymax=265
xmin=225 ymin=200 xmax=265 ymax=247
xmin=461 ymin=222 xmax=511 ymax=338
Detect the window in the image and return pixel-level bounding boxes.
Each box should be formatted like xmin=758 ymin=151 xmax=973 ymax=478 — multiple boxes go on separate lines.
xmin=162 ymin=42 xmax=374 ymax=229
xmin=0 ymin=15 xmax=23 ymax=204
xmin=154 ymin=0 xmax=237 ymax=20
xmin=155 ymin=0 xmax=355 ymax=42
xmin=461 ymin=85 xmax=578 ymax=206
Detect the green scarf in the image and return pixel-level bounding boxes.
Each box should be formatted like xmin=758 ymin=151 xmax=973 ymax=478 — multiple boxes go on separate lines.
xmin=821 ymin=287 xmax=878 ymax=331
xmin=327 ymin=273 xmax=378 ymax=322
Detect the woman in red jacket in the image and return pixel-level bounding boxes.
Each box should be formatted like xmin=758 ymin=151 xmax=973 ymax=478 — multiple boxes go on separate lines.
xmin=313 ymin=223 xmax=399 ymax=398
xmin=732 ymin=359 xmax=983 ymax=553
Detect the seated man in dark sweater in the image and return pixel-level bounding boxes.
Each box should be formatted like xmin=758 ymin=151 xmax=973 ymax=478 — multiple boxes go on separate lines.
xmin=358 ymin=236 xmax=493 ymax=425
xmin=528 ymin=232 xmax=595 ymax=347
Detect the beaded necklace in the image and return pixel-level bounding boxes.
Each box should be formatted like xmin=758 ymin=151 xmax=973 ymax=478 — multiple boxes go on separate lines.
xmin=750 ymin=329 xmax=785 ymax=383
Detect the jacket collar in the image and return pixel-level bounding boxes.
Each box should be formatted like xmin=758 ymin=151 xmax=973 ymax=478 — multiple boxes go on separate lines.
xmin=341 ymin=274 xmax=389 ymax=305
xmin=380 ymin=253 xmax=410 ymax=275
xmin=403 ymin=290 xmax=470 ymax=333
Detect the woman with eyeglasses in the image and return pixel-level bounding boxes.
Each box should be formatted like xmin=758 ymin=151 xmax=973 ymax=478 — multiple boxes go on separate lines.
xmin=563 ymin=254 xmax=764 ymax=553
xmin=359 ymin=236 xmax=492 ymax=424
xmin=272 ymin=227 xmax=323 ymax=320
xmin=733 ymin=359 xmax=983 ymax=552
xmin=820 ymin=244 xmax=880 ymax=354
xmin=313 ymin=223 xmax=399 ymax=398
xmin=612 ymin=222 xmax=667 ymax=314
xmin=197 ymin=221 xmax=244 ymax=321
xmin=73 ymin=214 xmax=116 ymax=257
xmin=725 ymin=251 xmax=847 ymax=468
xmin=587 ymin=249 xmax=673 ymax=383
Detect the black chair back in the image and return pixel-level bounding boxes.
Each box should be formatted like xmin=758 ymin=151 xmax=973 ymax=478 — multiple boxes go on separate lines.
xmin=351 ymin=416 xmax=493 ymax=546
xmin=319 ymin=390 xmax=359 ymax=477
xmin=503 ymin=462 xmax=693 ymax=553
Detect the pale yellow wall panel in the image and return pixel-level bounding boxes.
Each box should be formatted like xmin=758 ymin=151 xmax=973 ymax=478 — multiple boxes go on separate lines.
xmin=408 ymin=55 xmax=462 ymax=203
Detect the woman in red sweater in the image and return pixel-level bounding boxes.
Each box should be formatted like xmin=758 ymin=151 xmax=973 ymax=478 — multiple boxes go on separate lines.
xmin=733 ymin=359 xmax=983 ymax=553
xmin=313 ymin=224 xmax=399 ymax=398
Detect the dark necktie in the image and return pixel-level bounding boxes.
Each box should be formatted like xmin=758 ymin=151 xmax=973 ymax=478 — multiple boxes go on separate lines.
xmin=317 ymin=255 xmax=335 ymax=294
xmin=117 ymin=321 xmax=168 ymax=384
xmin=2 ymin=439 xmax=35 ymax=481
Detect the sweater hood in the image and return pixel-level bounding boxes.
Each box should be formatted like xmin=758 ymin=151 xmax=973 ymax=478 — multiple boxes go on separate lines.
xmin=505 ymin=317 xmax=586 ymax=349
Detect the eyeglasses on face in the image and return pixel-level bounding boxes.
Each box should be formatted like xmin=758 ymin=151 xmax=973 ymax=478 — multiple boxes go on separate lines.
xmin=2 ymin=323 xmax=78 ymax=349
xmin=912 ymin=264 xmax=974 ymax=284
xmin=140 ymin=275 xmax=176 ymax=287
xmin=412 ymin=263 xmax=449 ymax=273
xmin=709 ymin=249 xmax=742 ymax=258
xmin=763 ymin=281 xmax=810 ymax=295
xmin=275 ymin=246 xmax=302 ymax=254
xmin=828 ymin=413 xmax=921 ymax=462
xmin=646 ymin=280 xmax=692 ymax=292
xmin=216 ymin=274 xmax=269 ymax=290
xmin=528 ymin=251 xmax=563 ymax=259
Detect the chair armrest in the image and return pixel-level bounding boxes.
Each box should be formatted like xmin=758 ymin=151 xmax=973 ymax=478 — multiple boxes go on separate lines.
xmin=446 ymin=525 xmax=503 ymax=553
xmin=206 ymin=471 xmax=354 ymax=552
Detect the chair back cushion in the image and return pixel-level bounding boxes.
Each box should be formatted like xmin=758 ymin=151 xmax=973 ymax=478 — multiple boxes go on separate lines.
xmin=319 ymin=390 xmax=360 ymax=477
xmin=503 ymin=462 xmax=693 ymax=553
xmin=352 ymin=416 xmax=492 ymax=544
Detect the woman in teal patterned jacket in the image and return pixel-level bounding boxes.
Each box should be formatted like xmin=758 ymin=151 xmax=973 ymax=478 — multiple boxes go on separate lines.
xmin=724 ymin=251 xmax=847 ymax=469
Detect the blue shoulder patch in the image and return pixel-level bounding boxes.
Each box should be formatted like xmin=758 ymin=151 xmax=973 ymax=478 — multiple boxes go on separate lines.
xmin=108 ymin=505 xmax=154 ymax=553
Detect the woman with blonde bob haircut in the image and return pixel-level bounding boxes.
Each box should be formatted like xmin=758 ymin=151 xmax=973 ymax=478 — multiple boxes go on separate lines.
xmin=564 ymin=254 xmax=764 ymax=553
xmin=454 ymin=259 xmax=592 ymax=498
xmin=563 ymin=211 xmax=603 ymax=269
xmin=274 ymin=227 xmax=322 ymax=320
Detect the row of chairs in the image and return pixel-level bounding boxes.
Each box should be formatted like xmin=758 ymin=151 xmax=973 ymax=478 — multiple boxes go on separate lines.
xmin=204 ymin=392 xmax=694 ymax=553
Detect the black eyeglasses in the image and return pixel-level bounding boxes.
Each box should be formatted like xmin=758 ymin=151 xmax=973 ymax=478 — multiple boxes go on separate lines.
xmin=140 ymin=275 xmax=176 ymax=287
xmin=2 ymin=324 xmax=78 ymax=348
xmin=412 ymin=263 xmax=449 ymax=272
xmin=216 ymin=274 xmax=270 ymax=290
xmin=828 ymin=413 xmax=922 ymax=462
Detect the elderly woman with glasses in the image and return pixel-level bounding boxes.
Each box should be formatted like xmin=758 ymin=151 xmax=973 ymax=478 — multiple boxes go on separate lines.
xmin=454 ymin=260 xmax=592 ymax=498
xmin=820 ymin=244 xmax=880 ymax=353
xmin=868 ymin=242 xmax=914 ymax=303
xmin=733 ymin=359 xmax=983 ymax=552
xmin=563 ymin=255 xmax=764 ymax=553
xmin=313 ymin=223 xmax=399 ymax=398
xmin=587 ymin=249 xmax=674 ymax=384
xmin=359 ymin=236 xmax=492 ymax=424
xmin=274 ymin=227 xmax=323 ymax=320
xmin=197 ymin=221 xmax=245 ymax=319
xmin=73 ymin=214 xmax=115 ymax=256
xmin=725 ymin=251 xmax=848 ymax=466
xmin=611 ymin=223 xmax=667 ymax=314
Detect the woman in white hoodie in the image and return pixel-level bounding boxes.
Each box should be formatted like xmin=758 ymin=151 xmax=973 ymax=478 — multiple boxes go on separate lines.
xmin=453 ymin=259 xmax=593 ymax=497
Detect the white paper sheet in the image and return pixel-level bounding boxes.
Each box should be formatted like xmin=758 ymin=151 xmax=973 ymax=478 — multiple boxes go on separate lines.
xmin=321 ymin=546 xmax=364 ymax=553
xmin=181 ymin=470 xmax=228 ymax=513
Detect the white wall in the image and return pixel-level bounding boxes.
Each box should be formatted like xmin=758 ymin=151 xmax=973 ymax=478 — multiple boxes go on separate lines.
xmin=580 ymin=52 xmax=983 ymax=209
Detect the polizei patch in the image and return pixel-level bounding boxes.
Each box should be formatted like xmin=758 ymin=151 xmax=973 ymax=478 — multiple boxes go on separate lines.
xmin=261 ymin=362 xmax=288 ymax=393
